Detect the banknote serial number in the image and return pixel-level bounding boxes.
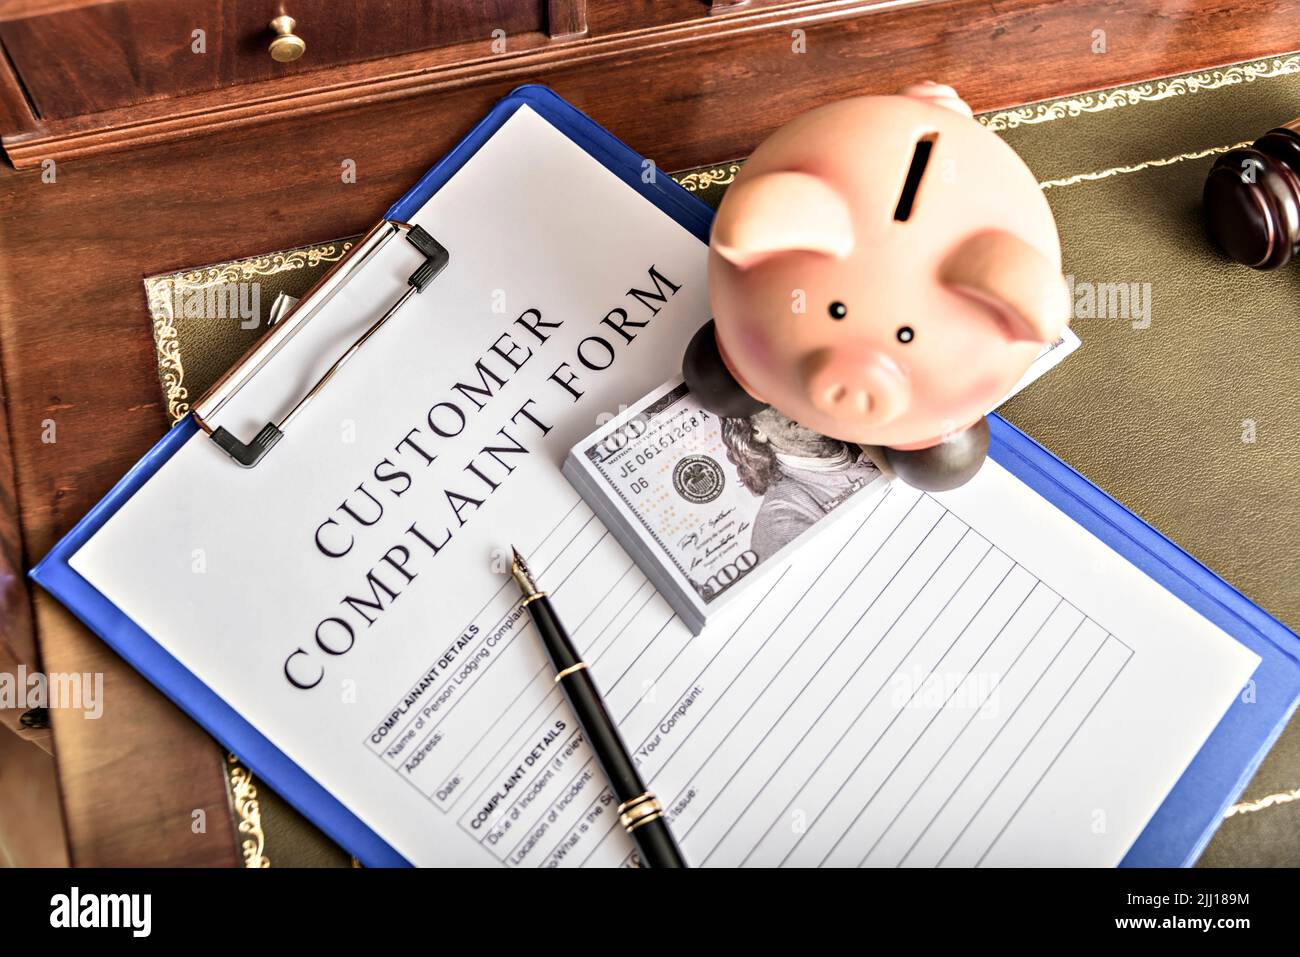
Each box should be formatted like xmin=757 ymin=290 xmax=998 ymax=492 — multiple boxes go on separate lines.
xmin=592 ymin=414 xmax=709 ymax=479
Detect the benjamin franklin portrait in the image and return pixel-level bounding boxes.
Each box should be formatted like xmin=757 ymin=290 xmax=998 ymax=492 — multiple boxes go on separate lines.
xmin=721 ymin=408 xmax=881 ymax=561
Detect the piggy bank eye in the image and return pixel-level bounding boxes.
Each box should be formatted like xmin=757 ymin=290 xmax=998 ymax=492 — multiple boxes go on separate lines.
xmin=896 ymin=326 xmax=915 ymax=344
xmin=828 ymin=301 xmax=848 ymax=320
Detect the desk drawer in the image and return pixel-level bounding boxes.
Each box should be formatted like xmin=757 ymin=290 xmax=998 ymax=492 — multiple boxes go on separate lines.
xmin=0 ymin=0 xmax=547 ymax=120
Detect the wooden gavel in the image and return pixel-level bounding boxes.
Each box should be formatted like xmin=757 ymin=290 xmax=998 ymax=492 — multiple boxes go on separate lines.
xmin=1204 ymin=120 xmax=1300 ymax=269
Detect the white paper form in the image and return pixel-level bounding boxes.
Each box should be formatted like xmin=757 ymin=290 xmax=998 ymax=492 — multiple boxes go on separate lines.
xmin=437 ymin=461 xmax=1255 ymax=868
xmin=70 ymin=105 xmax=1257 ymax=867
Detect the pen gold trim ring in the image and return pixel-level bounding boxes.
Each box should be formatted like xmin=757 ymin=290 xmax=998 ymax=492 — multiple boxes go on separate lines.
xmin=620 ymin=796 xmax=665 ymax=831
xmin=626 ymin=811 xmax=665 ymax=834
xmin=617 ymin=792 xmax=652 ymax=814
xmin=521 ymin=590 xmax=548 ymax=607
xmin=553 ymin=661 xmax=588 ymax=682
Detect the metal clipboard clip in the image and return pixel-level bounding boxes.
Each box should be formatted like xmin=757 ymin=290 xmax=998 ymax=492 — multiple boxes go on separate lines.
xmin=191 ymin=219 xmax=449 ymax=468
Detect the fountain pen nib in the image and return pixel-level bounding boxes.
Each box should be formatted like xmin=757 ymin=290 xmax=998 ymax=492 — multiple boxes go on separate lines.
xmin=510 ymin=546 xmax=540 ymax=598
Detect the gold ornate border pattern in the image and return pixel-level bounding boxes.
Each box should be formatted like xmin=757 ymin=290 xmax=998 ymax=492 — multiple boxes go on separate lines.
xmin=674 ymin=162 xmax=742 ymax=193
xmin=145 ymin=240 xmax=354 ymax=424
xmin=146 ymin=280 xmax=190 ymax=426
xmin=979 ymin=53 xmax=1300 ymax=131
xmin=1039 ymin=141 xmax=1251 ymax=190
xmin=227 ymin=754 xmax=270 ymax=868
xmin=1226 ymin=786 xmax=1300 ymax=818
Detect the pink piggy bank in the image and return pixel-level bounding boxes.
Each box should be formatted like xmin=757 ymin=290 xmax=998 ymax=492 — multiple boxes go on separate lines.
xmin=683 ymin=83 xmax=1070 ymax=490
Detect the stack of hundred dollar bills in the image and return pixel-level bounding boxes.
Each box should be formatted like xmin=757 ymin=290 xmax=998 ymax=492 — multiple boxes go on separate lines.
xmin=564 ymin=378 xmax=890 ymax=633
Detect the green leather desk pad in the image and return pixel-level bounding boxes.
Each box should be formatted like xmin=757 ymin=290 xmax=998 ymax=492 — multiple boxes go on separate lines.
xmin=144 ymin=55 xmax=1300 ymax=865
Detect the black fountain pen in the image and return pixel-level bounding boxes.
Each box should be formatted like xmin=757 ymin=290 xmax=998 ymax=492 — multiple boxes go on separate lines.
xmin=511 ymin=547 xmax=687 ymax=868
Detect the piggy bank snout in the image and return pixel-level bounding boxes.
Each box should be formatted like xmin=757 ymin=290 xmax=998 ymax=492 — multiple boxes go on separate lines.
xmin=802 ymin=349 xmax=909 ymax=423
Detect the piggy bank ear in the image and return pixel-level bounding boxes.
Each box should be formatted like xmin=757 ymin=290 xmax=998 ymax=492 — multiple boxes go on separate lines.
xmin=939 ymin=231 xmax=1070 ymax=344
xmin=897 ymin=81 xmax=973 ymax=117
xmin=712 ymin=171 xmax=855 ymax=269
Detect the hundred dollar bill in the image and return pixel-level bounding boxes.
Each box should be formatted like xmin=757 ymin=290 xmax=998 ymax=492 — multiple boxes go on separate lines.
xmin=563 ymin=377 xmax=889 ymax=633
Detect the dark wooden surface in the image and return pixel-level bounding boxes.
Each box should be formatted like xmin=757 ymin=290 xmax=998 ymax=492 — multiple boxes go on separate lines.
xmin=17 ymin=0 xmax=1300 ymax=170
xmin=0 ymin=341 xmax=32 ymax=665
xmin=2 ymin=0 xmax=862 ymax=165
xmin=0 ymin=721 xmax=68 ymax=865
xmin=547 ymin=0 xmax=588 ymax=39
xmin=0 ymin=0 xmax=546 ymax=119
xmin=3 ymin=0 xmax=1299 ymax=865
xmin=0 ymin=40 xmax=37 ymax=137
xmin=0 ymin=131 xmax=38 ymax=747
xmin=0 ymin=361 xmax=40 ymax=745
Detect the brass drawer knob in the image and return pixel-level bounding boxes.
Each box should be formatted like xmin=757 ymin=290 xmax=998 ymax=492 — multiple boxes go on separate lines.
xmin=268 ymin=15 xmax=306 ymax=62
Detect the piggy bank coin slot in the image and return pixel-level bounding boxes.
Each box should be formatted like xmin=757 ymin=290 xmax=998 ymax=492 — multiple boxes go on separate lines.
xmin=894 ymin=133 xmax=938 ymax=222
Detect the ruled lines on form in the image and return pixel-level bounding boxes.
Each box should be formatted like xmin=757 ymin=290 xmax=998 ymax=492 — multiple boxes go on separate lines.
xmin=361 ymin=480 xmax=1136 ymax=867
xmin=637 ymin=490 xmax=1135 ymax=869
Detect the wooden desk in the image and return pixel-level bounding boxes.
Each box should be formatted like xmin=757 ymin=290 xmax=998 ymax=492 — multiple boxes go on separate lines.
xmin=2 ymin=0 xmax=1298 ymax=866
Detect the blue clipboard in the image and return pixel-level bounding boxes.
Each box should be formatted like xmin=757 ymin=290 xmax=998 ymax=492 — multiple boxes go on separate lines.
xmin=31 ymin=85 xmax=1300 ymax=868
